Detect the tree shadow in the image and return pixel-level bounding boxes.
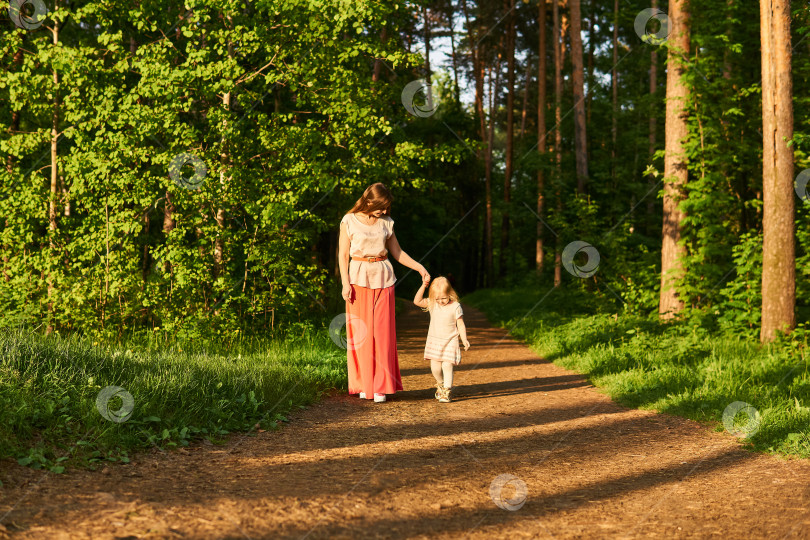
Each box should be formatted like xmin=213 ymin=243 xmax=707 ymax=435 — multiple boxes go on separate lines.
xmin=273 ymin=446 xmax=758 ymax=539
xmin=398 ymin=357 xmax=551 ymax=377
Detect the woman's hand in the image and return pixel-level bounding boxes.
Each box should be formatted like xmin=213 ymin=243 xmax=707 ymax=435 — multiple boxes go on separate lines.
xmin=419 ymin=266 xmax=431 ymax=284
xmin=342 ymin=283 xmax=353 ymax=303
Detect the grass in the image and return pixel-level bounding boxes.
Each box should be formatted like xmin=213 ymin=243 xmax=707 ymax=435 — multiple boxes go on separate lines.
xmin=463 ymin=285 xmax=810 ymax=459
xmin=0 ymin=323 xmax=347 ymax=473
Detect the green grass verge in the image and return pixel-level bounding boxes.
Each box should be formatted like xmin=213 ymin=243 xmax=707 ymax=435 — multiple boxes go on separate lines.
xmin=0 ymin=325 xmax=347 ymax=473
xmin=463 ymin=286 xmax=810 ymax=459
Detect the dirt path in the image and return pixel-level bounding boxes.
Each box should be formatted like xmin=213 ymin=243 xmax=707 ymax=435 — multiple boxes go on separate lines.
xmin=2 ymin=303 xmax=810 ymax=539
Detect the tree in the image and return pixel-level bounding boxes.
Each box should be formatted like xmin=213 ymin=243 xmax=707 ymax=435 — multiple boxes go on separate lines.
xmin=658 ymin=0 xmax=690 ymax=319
xmin=611 ymin=0 xmax=619 ymax=184
xmin=461 ymin=0 xmax=494 ymax=286
xmin=646 ymin=0 xmax=659 ymax=232
xmin=501 ymin=0 xmax=516 ymax=276
xmin=536 ymin=0 xmax=548 ymax=275
xmin=552 ymin=0 xmax=567 ymax=286
xmin=569 ymin=0 xmax=588 ymax=194
xmin=759 ymin=0 xmax=795 ymax=341
xmin=46 ymin=0 xmax=62 ymax=334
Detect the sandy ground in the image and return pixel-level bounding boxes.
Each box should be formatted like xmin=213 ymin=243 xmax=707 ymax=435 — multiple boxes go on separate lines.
xmin=1 ymin=302 xmax=810 ymax=539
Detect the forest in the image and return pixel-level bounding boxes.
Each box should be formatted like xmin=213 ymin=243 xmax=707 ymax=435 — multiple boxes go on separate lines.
xmin=1 ymin=0 xmax=808 ymax=344
xmin=4 ymin=3 xmax=810 ymax=537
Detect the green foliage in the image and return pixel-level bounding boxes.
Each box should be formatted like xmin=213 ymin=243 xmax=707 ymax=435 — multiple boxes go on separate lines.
xmin=714 ymin=231 xmax=762 ymax=337
xmin=0 ymin=0 xmax=470 ymax=337
xmin=0 ymin=325 xmax=346 ymax=469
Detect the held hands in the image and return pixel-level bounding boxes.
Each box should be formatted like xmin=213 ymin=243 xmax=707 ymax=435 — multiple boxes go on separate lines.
xmin=419 ymin=266 xmax=431 ymax=284
xmin=342 ymin=283 xmax=353 ymax=303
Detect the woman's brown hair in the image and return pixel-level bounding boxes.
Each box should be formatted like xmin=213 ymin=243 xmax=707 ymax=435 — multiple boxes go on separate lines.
xmin=347 ymin=183 xmax=394 ymax=215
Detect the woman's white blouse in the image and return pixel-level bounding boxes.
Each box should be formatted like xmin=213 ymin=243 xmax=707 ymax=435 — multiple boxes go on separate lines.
xmin=340 ymin=213 xmax=397 ymax=289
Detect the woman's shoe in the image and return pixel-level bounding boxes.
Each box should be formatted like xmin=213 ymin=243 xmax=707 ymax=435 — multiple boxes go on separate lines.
xmin=359 ymin=392 xmax=367 ymax=399
xmin=373 ymin=393 xmax=386 ymax=403
xmin=434 ymin=382 xmax=445 ymax=400
xmin=438 ymin=386 xmax=452 ymax=403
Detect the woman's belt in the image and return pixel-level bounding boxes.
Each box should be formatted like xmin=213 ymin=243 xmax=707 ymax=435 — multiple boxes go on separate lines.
xmin=351 ymin=255 xmax=388 ymax=262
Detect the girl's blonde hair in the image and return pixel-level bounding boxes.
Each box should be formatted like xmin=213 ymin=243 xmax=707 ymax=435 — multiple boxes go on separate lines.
xmin=423 ymin=276 xmax=459 ymax=312
xmin=347 ymin=182 xmax=393 ymax=215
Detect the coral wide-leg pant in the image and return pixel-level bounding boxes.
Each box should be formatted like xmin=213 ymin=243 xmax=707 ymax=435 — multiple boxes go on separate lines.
xmin=346 ymin=284 xmax=403 ymax=397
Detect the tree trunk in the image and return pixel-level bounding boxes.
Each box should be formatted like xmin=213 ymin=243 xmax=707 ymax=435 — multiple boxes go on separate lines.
xmin=500 ymin=0 xmax=516 ymax=277
xmin=569 ymin=0 xmax=588 ymax=195
xmin=536 ymin=0 xmax=548 ymax=275
xmin=658 ymin=0 xmax=690 ymax=319
xmin=519 ymin=60 xmax=532 ymax=138
xmin=646 ymin=0 xmax=658 ymax=233
xmin=163 ymin=192 xmax=176 ymax=233
xmin=488 ymin=49 xmax=503 ymax=282
xmin=372 ymin=26 xmax=388 ymax=82
xmin=553 ymin=0 xmax=567 ymax=286
xmin=446 ymin=6 xmax=460 ymax=101
xmin=586 ymin=0 xmax=594 ymax=124
xmin=486 ymin=48 xmax=503 ymax=279
xmin=46 ymin=2 xmax=60 ymax=334
xmin=423 ymin=6 xmax=434 ymax=110
xmin=759 ymin=0 xmax=795 ymax=342
xmin=611 ymin=0 xmax=619 ymax=186
xmin=461 ymin=0 xmax=492 ymax=286
xmin=5 ymin=46 xmax=24 ymax=174
xmin=214 ymin=26 xmax=234 ymax=278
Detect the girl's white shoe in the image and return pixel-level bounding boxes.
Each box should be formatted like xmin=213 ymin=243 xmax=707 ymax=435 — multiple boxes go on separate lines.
xmin=373 ymin=393 xmax=386 ymax=403
xmin=359 ymin=392 xmax=367 ymax=399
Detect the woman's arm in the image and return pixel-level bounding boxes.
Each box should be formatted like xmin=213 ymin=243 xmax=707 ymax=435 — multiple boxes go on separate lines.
xmin=457 ymin=318 xmax=470 ymax=350
xmin=387 ymin=232 xmax=430 ymax=283
xmin=338 ymin=222 xmax=352 ymax=301
xmin=413 ymin=282 xmax=429 ymax=308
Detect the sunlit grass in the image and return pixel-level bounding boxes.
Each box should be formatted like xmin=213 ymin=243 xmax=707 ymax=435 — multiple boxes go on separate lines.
xmin=0 ymin=326 xmax=347 ymax=472
xmin=465 ymin=286 xmax=810 ymax=458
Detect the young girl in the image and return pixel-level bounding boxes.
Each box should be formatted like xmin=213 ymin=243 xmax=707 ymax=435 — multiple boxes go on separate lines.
xmin=413 ymin=277 xmax=470 ymax=403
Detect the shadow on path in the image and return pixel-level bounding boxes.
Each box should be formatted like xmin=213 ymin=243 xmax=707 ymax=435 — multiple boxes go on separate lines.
xmin=1 ymin=302 xmax=809 ymax=540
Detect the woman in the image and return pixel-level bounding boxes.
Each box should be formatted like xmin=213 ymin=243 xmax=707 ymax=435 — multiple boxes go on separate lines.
xmin=338 ymin=183 xmax=430 ymax=402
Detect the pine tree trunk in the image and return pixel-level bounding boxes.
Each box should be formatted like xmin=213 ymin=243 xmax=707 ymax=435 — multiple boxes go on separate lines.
xmin=553 ymin=0 xmax=567 ymax=286
xmin=569 ymin=0 xmax=588 ymax=195
xmin=500 ymin=0 xmax=516 ymax=277
xmin=519 ymin=60 xmax=532 ymax=138
xmin=611 ymin=0 xmax=619 ymax=186
xmin=586 ymin=0 xmax=594 ymax=124
xmin=461 ymin=0 xmax=493 ymax=286
xmin=488 ymin=50 xmax=502 ymax=282
xmin=446 ymin=6 xmax=460 ymax=101
xmin=760 ymin=0 xmax=795 ymax=342
xmin=658 ymin=0 xmax=690 ymax=319
xmin=483 ymin=50 xmax=493 ymax=287
xmin=536 ymin=0 xmax=548 ymax=275
xmin=423 ymin=6 xmax=433 ymax=110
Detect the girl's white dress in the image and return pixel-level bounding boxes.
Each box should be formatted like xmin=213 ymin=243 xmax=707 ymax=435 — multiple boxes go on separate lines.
xmin=423 ymin=301 xmax=463 ymax=363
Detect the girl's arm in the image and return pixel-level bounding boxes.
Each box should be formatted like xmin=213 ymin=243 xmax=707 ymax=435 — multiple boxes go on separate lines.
xmin=413 ymin=282 xmax=429 ymax=309
xmin=338 ymin=222 xmax=352 ymax=301
xmin=387 ymin=232 xmax=430 ymax=283
xmin=457 ymin=317 xmax=470 ymax=350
